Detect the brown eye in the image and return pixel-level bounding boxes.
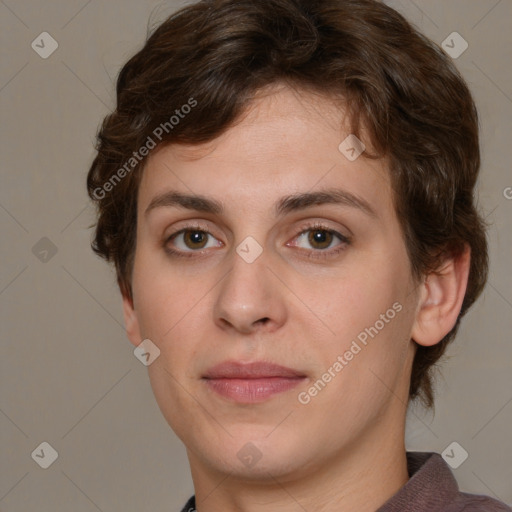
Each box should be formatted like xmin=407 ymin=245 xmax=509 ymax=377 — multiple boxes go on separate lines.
xmin=289 ymin=223 xmax=351 ymax=260
xmin=182 ymin=230 xmax=208 ymax=249
xmin=307 ymin=229 xmax=334 ymax=250
xmin=165 ymin=225 xmax=223 ymax=257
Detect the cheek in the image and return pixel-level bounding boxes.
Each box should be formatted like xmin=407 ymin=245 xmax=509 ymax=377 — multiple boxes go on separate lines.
xmin=306 ymin=250 xmax=414 ymax=389
xmin=314 ymin=269 xmax=407 ymax=343
xmin=132 ymin=256 xmax=211 ymax=371
xmin=131 ymin=249 xmax=198 ymax=339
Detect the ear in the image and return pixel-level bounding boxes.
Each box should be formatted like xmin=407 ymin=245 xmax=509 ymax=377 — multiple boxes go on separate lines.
xmin=122 ymin=292 xmax=143 ymax=348
xmin=411 ymin=246 xmax=471 ymax=347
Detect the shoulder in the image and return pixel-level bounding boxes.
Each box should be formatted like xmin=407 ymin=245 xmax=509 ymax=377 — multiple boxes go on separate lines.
xmin=445 ymin=492 xmax=512 ymax=512
xmin=381 ymin=452 xmax=512 ymax=512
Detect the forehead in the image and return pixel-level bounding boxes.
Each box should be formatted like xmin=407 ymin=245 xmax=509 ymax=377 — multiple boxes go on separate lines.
xmin=159 ymin=84 xmax=363 ymax=161
xmin=138 ymin=85 xmax=393 ymax=220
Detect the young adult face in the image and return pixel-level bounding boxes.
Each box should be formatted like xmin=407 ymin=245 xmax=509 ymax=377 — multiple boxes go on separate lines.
xmin=122 ymin=85 xmax=463 ymax=494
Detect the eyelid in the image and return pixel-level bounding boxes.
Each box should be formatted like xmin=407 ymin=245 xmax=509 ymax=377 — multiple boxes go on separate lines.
xmin=292 ymin=221 xmax=351 ymax=244
xmin=286 ymin=221 xmax=351 ymax=259
xmin=164 ymin=222 xmax=222 ymax=256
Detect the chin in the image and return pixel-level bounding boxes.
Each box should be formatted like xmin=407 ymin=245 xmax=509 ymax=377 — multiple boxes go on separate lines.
xmin=189 ymin=426 xmax=317 ymax=480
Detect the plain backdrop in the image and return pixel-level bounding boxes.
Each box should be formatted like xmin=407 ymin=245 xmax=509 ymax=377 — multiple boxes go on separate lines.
xmin=1 ymin=1 xmax=511 ymax=510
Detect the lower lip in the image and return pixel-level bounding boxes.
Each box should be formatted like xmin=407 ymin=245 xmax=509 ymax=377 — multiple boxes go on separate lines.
xmin=204 ymin=377 xmax=305 ymax=403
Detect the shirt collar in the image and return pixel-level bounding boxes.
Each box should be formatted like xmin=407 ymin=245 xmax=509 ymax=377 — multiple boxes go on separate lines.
xmin=180 ymin=452 xmax=461 ymax=512
xmin=376 ymin=452 xmax=460 ymax=511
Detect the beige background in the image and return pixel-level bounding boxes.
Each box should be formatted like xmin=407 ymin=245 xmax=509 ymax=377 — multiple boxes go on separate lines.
xmin=1 ymin=0 xmax=511 ymax=510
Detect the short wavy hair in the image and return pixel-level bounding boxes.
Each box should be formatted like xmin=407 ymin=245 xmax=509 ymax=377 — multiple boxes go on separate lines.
xmin=87 ymin=0 xmax=488 ymax=408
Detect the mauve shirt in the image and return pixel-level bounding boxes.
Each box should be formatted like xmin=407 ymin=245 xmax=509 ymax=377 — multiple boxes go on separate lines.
xmin=180 ymin=452 xmax=511 ymax=511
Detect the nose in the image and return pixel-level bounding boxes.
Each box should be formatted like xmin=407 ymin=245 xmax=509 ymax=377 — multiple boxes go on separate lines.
xmin=213 ymin=247 xmax=287 ymax=336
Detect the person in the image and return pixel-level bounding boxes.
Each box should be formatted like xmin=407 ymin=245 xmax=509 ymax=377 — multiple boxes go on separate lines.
xmin=86 ymin=0 xmax=510 ymax=510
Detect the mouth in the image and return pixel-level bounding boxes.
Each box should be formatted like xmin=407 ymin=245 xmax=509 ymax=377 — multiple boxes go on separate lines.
xmin=202 ymin=361 xmax=307 ymax=404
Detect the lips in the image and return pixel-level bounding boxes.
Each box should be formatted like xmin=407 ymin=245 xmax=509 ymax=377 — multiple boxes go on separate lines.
xmin=203 ymin=361 xmax=307 ymax=403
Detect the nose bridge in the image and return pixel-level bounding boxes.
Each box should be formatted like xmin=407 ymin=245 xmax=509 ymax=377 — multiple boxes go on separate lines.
xmin=213 ymin=239 xmax=285 ymax=333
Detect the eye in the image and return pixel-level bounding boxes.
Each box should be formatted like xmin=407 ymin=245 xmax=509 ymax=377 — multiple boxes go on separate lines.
xmin=165 ymin=225 xmax=222 ymax=257
xmin=288 ymin=222 xmax=350 ymax=259
xmin=163 ymin=222 xmax=350 ymax=260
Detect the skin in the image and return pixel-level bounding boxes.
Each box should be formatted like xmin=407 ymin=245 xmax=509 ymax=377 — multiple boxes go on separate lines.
xmin=123 ymin=84 xmax=470 ymax=512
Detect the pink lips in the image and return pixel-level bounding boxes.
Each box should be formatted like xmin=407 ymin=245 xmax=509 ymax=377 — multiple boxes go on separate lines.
xmin=203 ymin=361 xmax=307 ymax=403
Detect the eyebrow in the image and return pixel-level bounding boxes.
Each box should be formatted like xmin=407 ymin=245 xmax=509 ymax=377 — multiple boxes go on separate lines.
xmin=144 ymin=188 xmax=377 ymax=219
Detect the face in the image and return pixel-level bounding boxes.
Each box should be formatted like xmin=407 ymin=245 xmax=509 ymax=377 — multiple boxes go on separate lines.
xmin=124 ymin=85 xmax=421 ymax=482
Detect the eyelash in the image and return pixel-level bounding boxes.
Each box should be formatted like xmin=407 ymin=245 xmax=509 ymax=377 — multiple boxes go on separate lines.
xmin=163 ymin=222 xmax=351 ymax=260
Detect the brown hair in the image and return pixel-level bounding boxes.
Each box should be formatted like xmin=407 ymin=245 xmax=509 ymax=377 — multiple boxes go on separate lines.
xmin=87 ymin=0 xmax=488 ymax=408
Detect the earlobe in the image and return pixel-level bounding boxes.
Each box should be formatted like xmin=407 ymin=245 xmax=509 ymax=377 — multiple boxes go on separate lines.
xmin=122 ymin=293 xmax=143 ymax=347
xmin=411 ymin=246 xmax=471 ymax=347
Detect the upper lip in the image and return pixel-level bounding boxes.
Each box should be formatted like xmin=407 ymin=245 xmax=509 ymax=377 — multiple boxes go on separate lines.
xmin=203 ymin=361 xmax=306 ymax=379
